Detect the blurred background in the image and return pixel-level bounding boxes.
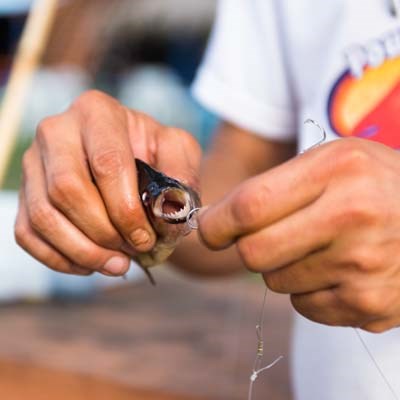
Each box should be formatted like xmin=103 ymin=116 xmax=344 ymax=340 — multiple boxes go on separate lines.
xmin=0 ymin=1 xmax=292 ymax=399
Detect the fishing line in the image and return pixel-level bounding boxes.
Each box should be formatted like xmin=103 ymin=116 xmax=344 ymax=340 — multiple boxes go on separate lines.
xmin=247 ymin=119 xmax=327 ymax=400
xmin=188 ymin=120 xmax=398 ymax=399
xmin=300 ymin=119 xmax=327 ymax=154
xmin=305 ymin=120 xmax=399 ymax=400
xmin=247 ymin=287 xmax=283 ymax=400
xmin=185 ymin=206 xmax=285 ymax=398
xmin=354 ymin=329 xmax=399 ymax=400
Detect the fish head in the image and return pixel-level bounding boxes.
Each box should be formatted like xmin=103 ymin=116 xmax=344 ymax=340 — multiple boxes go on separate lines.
xmin=135 ymin=158 xmax=201 ymax=269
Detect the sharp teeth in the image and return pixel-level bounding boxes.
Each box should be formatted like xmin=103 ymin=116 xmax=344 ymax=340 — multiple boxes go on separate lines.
xmin=164 ymin=202 xmax=190 ymax=220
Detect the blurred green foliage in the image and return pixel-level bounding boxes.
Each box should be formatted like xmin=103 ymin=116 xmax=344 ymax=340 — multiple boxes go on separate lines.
xmin=3 ymin=136 xmax=32 ymax=190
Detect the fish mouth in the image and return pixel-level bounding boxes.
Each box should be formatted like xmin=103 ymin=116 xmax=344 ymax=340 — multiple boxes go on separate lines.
xmin=153 ymin=188 xmax=192 ymax=223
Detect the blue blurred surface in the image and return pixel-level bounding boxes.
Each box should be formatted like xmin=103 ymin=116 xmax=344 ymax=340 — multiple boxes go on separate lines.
xmin=0 ymin=0 xmax=31 ymax=15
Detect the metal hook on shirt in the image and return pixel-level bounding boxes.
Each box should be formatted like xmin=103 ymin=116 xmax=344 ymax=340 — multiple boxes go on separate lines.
xmin=300 ymin=118 xmax=327 ymax=154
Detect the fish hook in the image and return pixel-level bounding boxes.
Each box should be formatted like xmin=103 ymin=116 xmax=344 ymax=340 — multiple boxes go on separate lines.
xmin=300 ymin=119 xmax=327 ymax=154
xmin=186 ymin=207 xmax=202 ymax=230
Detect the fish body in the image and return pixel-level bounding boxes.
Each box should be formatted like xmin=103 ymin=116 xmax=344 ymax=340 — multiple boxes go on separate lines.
xmin=135 ymin=159 xmax=201 ymax=269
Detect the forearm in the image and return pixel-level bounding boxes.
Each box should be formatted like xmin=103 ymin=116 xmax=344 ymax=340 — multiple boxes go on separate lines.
xmin=171 ymin=122 xmax=296 ymax=276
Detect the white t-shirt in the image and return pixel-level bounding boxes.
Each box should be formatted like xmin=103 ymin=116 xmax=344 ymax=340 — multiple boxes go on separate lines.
xmin=193 ymin=0 xmax=400 ymax=152
xmin=193 ymin=1 xmax=400 ymax=399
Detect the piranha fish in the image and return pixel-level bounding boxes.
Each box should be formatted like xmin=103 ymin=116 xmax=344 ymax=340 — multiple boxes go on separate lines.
xmin=135 ymin=159 xmax=201 ymax=276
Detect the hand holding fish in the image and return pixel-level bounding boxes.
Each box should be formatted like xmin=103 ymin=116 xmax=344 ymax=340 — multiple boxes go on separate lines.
xmin=199 ymin=137 xmax=400 ymax=333
xmin=15 ymin=90 xmax=201 ymax=277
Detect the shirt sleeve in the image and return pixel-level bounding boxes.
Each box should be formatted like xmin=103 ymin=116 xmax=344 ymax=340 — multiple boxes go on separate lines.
xmin=192 ymin=0 xmax=297 ymax=141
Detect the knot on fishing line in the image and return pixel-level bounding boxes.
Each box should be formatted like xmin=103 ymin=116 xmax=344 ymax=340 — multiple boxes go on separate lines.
xmin=250 ymin=371 xmax=258 ymax=382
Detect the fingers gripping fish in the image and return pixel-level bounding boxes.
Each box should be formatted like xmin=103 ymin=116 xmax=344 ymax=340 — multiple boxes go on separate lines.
xmin=135 ymin=159 xmax=201 ymax=277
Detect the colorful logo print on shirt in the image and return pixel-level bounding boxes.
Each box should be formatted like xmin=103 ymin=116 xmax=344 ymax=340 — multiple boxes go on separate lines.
xmin=328 ymin=57 xmax=400 ymax=148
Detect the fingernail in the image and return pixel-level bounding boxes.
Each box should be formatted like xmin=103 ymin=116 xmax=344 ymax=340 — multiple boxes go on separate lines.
xmin=102 ymin=256 xmax=129 ymax=275
xmin=71 ymin=265 xmax=93 ymax=276
xmin=130 ymin=228 xmax=152 ymax=251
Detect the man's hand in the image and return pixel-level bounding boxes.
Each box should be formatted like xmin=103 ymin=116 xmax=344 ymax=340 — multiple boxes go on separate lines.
xmin=199 ymin=138 xmax=400 ymax=333
xmin=15 ymin=90 xmax=201 ymax=276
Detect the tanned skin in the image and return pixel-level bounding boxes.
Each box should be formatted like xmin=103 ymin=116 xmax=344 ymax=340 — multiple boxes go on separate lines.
xmin=17 ymin=90 xmax=400 ymax=333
